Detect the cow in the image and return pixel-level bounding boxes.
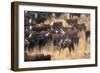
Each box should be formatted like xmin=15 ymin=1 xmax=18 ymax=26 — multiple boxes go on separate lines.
xmin=29 ymin=30 xmax=52 ymax=51
xmin=51 ymin=30 xmax=61 ymax=49
xmin=28 ymin=32 xmax=40 ymax=52
xmin=24 ymin=53 xmax=51 ymax=61
xmin=32 ymin=24 xmax=50 ymax=32
xmin=38 ymin=31 xmax=51 ymax=51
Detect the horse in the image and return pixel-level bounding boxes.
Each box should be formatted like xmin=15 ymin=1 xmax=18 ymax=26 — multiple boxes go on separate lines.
xmin=60 ymin=27 xmax=79 ymax=52
xmin=62 ymin=38 xmax=74 ymax=53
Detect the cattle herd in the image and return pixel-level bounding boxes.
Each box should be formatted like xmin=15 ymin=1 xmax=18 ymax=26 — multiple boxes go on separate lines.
xmin=24 ymin=11 xmax=90 ymax=61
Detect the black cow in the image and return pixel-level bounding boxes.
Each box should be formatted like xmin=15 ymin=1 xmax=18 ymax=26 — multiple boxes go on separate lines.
xmin=28 ymin=31 xmax=52 ymax=52
xmin=29 ymin=33 xmax=39 ymax=52
xmin=38 ymin=31 xmax=51 ymax=50
xmin=85 ymin=30 xmax=90 ymax=42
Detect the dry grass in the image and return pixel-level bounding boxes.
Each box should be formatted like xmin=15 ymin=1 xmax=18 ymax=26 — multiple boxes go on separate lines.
xmin=25 ymin=31 xmax=90 ymax=60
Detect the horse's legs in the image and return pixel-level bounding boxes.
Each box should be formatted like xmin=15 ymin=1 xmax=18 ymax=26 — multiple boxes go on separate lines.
xmin=68 ymin=45 xmax=72 ymax=53
xmin=58 ymin=39 xmax=63 ymax=51
xmin=71 ymin=43 xmax=74 ymax=52
xmin=68 ymin=43 xmax=74 ymax=53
